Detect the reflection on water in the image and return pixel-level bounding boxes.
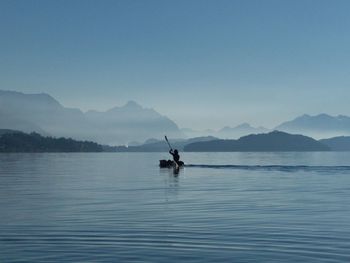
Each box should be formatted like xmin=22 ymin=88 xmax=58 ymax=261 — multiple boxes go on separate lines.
xmin=161 ymin=168 xmax=180 ymax=203
xmin=1 ymin=152 xmax=350 ymax=262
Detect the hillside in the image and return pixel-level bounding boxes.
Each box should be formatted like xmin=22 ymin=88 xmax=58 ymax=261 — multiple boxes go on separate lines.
xmin=181 ymin=124 xmax=269 ymax=139
xmin=319 ymin=136 xmax=350 ymax=151
xmin=184 ymin=131 xmax=330 ymax=152
xmin=275 ymin=114 xmax=350 ymax=138
xmin=0 ymin=132 xmax=103 ymax=152
xmin=111 ymin=136 xmax=218 ymax=152
xmin=0 ymin=90 xmax=183 ymax=145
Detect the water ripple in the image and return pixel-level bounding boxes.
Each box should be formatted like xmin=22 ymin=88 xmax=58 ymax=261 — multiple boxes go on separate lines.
xmin=186 ymin=164 xmax=350 ymax=173
xmin=1 ymin=153 xmax=350 ymax=262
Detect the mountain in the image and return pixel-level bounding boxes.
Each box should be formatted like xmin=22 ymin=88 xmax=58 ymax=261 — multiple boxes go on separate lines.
xmin=0 ymin=90 xmax=88 ymax=138
xmin=0 ymin=91 xmax=51 ymax=135
xmin=85 ymin=100 xmax=183 ymax=145
xmin=112 ymin=136 xmax=218 ymax=152
xmin=275 ymin=114 xmax=350 ymax=139
xmin=180 ymin=128 xmax=201 ymax=138
xmin=217 ymin=123 xmax=270 ymax=139
xmin=0 ymin=90 xmax=184 ymax=145
xmin=319 ymin=136 xmax=350 ymax=151
xmin=184 ymin=131 xmax=330 ymax=152
xmin=181 ymin=124 xmax=269 ymax=139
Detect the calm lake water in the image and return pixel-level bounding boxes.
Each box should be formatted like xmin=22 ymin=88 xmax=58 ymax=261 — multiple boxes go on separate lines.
xmin=1 ymin=152 xmax=350 ymax=262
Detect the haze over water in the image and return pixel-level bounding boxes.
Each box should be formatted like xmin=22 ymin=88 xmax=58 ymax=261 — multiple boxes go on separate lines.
xmin=1 ymin=152 xmax=350 ymax=262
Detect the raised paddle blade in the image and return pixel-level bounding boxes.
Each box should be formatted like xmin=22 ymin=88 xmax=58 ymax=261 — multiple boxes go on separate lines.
xmin=165 ymin=135 xmax=172 ymax=150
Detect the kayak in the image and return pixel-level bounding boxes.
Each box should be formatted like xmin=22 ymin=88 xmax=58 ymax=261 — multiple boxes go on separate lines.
xmin=159 ymin=159 xmax=185 ymax=168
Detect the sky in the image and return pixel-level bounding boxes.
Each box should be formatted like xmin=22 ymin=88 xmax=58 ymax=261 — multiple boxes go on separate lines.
xmin=1 ymin=0 xmax=350 ymax=130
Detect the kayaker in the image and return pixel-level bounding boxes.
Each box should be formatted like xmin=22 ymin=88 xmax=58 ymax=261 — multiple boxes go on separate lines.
xmin=169 ymin=149 xmax=180 ymax=163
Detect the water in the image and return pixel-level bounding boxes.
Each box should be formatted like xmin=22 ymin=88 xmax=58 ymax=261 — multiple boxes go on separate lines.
xmin=1 ymin=152 xmax=350 ymax=262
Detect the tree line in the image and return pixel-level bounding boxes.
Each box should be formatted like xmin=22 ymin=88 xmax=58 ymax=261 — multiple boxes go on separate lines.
xmin=0 ymin=132 xmax=103 ymax=152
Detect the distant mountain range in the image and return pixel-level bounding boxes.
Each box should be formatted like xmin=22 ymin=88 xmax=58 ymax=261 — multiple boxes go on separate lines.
xmin=181 ymin=123 xmax=270 ymax=139
xmin=0 ymin=90 xmax=183 ymax=145
xmin=2 ymin=129 xmax=350 ymax=152
xmin=111 ymin=131 xmax=350 ymax=152
xmin=84 ymin=100 xmax=183 ymax=145
xmin=217 ymin=123 xmax=269 ymax=138
xmin=2 ymin=90 xmax=350 ymax=144
xmin=182 ymin=114 xmax=350 ymax=140
xmin=111 ymin=136 xmax=217 ymax=152
xmin=184 ymin=131 xmax=330 ymax=152
xmin=275 ymin=114 xmax=350 ymax=139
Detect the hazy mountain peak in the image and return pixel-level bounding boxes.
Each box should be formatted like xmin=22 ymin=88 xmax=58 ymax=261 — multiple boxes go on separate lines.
xmin=144 ymin=138 xmax=161 ymax=144
xmin=34 ymin=92 xmax=56 ymax=100
xmin=275 ymin=113 xmax=350 ymax=139
xmin=220 ymin=126 xmax=232 ymax=131
xmin=8 ymin=90 xmax=54 ymax=101
xmin=315 ymin=113 xmax=333 ymax=119
xmin=235 ymin=123 xmax=252 ymax=129
xmin=124 ymin=100 xmax=142 ymax=109
xmin=106 ymin=100 xmax=145 ymax=113
xmin=0 ymin=90 xmax=62 ymax=108
xmin=0 ymin=91 xmax=184 ymax=145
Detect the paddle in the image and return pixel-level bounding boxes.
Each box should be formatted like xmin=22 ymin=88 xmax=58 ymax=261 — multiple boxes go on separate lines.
xmin=164 ymin=135 xmax=172 ymax=150
xmin=164 ymin=135 xmax=179 ymax=169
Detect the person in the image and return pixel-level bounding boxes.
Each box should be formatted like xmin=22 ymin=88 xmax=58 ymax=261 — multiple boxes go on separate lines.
xmin=169 ymin=149 xmax=180 ymax=163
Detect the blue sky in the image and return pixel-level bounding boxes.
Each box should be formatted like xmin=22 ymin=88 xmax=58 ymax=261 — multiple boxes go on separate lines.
xmin=1 ymin=0 xmax=350 ymax=129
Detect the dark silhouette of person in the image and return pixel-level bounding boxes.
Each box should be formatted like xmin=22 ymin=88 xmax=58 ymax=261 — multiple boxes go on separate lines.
xmin=169 ymin=149 xmax=180 ymax=163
